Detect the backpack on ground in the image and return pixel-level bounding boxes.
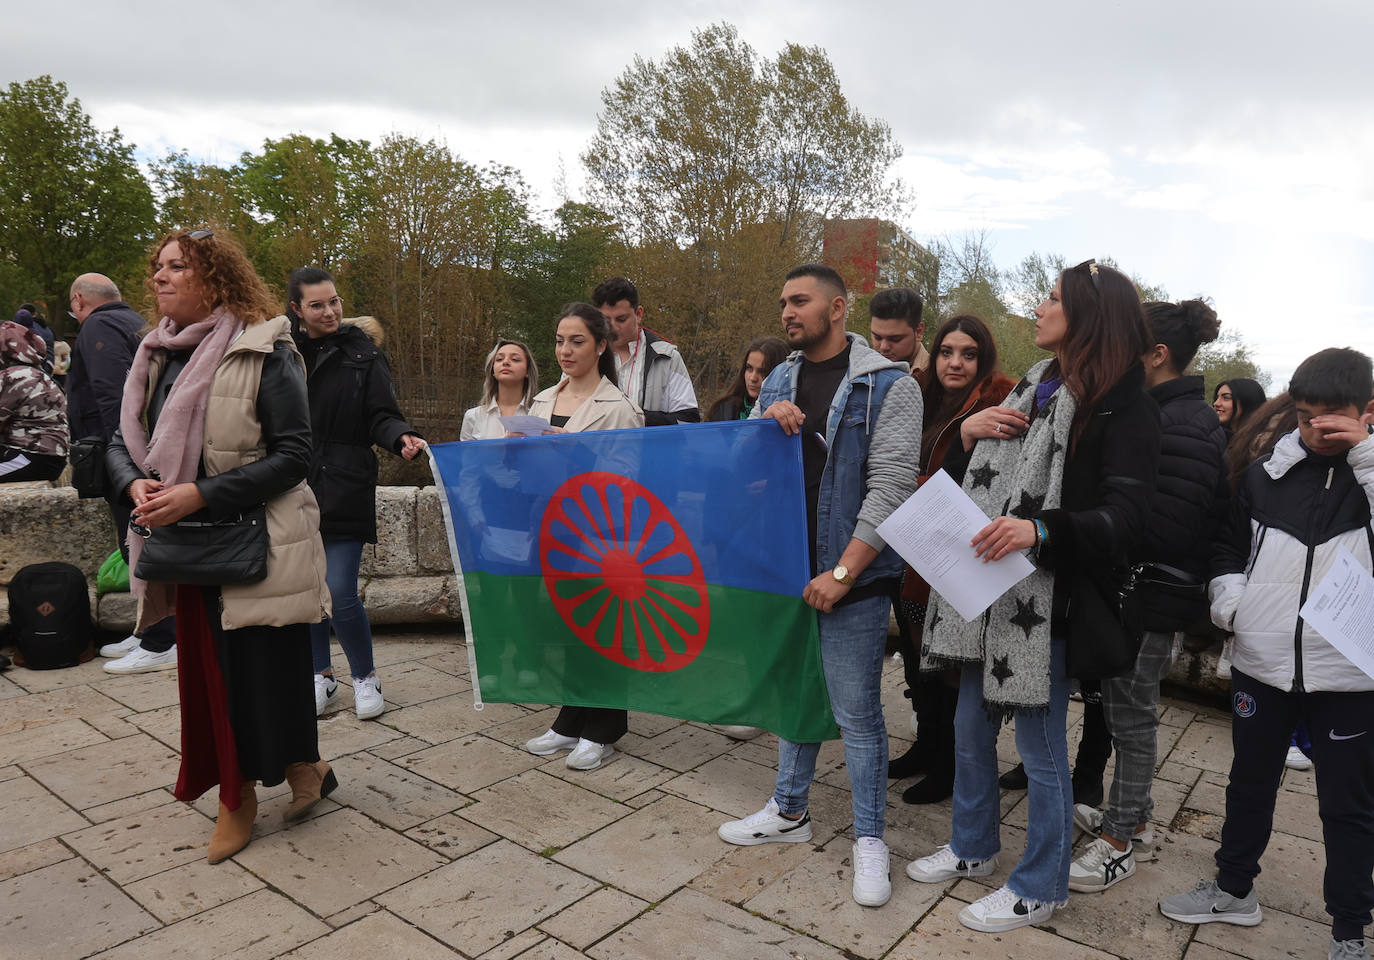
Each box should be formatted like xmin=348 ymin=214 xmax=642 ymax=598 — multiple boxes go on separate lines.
xmin=6 ymin=562 xmax=94 ymax=669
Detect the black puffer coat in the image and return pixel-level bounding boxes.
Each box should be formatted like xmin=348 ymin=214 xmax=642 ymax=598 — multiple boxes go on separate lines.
xmin=1134 ymin=375 xmax=1227 ymax=627
xmin=293 ymin=321 xmax=416 ymax=543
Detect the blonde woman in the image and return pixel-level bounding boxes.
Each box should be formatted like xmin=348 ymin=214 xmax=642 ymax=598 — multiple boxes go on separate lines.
xmin=461 ymin=339 xmax=539 ymax=440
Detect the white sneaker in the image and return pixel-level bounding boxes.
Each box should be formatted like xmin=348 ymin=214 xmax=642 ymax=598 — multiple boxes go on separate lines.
xmin=852 ymin=836 xmax=891 ymax=907
xmin=98 ymin=634 xmax=140 ymax=658
xmin=1069 ymin=836 xmax=1137 ymax=892
xmin=565 ymin=738 xmax=614 ymax=770
xmin=314 ymin=674 xmax=339 ymax=715
xmin=353 ymin=675 xmax=384 ymax=720
xmin=1285 ymin=745 xmax=1313 ymax=771
xmin=717 ymin=797 xmax=813 ymax=846
xmin=1073 ymin=805 xmax=1157 ymax=861
xmin=103 ymin=646 xmax=176 ymax=674
xmin=959 ymin=885 xmax=1054 ymax=932
xmin=906 ymin=843 xmax=998 ymax=883
xmin=525 ymin=729 xmax=579 ymax=756
xmin=1216 ymin=640 xmax=1233 ymax=679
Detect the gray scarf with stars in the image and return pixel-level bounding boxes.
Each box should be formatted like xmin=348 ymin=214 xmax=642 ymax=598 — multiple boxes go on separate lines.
xmin=921 ymin=358 xmax=1075 ymax=715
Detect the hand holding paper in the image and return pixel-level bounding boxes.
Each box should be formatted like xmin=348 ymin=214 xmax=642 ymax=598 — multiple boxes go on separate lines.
xmin=875 ymin=469 xmax=1036 ymax=622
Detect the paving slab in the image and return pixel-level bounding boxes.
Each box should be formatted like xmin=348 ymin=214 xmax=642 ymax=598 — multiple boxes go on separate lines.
xmin=744 ymin=834 xmax=941 ymax=959
xmin=88 ymin=887 xmax=328 ymax=960
xmin=0 ymin=835 xmax=74 ymax=882
xmin=537 ymin=885 xmax=649 ymax=950
xmin=98 ymin=671 xmax=181 ymax=712
xmin=279 ymin=909 xmax=461 ymax=959
xmin=0 ymin=715 xmax=107 ymax=765
xmin=333 ymin=751 xmax=468 ymax=830
xmin=1193 ymin=904 xmax=1334 ymax=960
xmin=383 ymin=693 xmax=528 ymax=744
xmin=1166 ymin=720 xmax=1235 ymax=775
xmin=536 ymin=751 xmax=677 ymax=802
xmin=375 ymin=838 xmax=599 ymax=957
xmin=588 ymin=886 xmax=850 ymax=960
xmin=1187 ymin=771 xmax=1324 ymax=843
xmin=122 ymin=857 xmax=265 ymax=924
xmin=396 ymin=731 xmax=546 ymax=794
xmin=375 ymin=660 xmax=471 ymax=707
xmin=461 ymin=768 xmax=629 ymax=852
xmin=0 ymin=684 xmax=127 ymax=735
xmin=0 ymin=772 xmax=89 ymax=851
xmin=624 ymin=722 xmax=737 ymax=772
xmin=0 ymin=856 xmax=159 ymax=960
xmin=63 ymin=799 xmax=213 ymax=884
xmin=233 ymin=807 xmax=448 ymax=917
xmin=554 ymin=794 xmax=738 ymax=901
xmin=404 ymin=812 xmax=500 ymax=859
xmin=23 ymin=731 xmax=179 ymax=810
xmin=890 ymin=896 xmax=1116 ymax=960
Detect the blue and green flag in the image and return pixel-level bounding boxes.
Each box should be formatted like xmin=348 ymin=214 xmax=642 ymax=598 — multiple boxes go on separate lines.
xmin=429 ymin=420 xmax=837 ymax=742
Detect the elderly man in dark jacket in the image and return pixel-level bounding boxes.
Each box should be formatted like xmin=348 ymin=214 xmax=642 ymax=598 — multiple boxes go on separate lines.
xmin=66 ymin=274 xmax=179 ymax=675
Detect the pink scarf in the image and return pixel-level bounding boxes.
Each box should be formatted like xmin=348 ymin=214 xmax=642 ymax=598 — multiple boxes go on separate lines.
xmin=119 ymin=307 xmax=244 ymax=608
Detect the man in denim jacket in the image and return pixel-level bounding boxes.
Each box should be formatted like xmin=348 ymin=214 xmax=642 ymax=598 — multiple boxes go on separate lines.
xmin=717 ymin=263 xmax=921 ymax=907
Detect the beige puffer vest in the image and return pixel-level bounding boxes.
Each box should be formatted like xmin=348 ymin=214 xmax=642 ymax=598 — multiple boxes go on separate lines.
xmin=135 ymin=316 xmax=330 ymax=633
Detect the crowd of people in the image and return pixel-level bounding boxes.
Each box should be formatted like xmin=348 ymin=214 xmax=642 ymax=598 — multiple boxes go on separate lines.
xmin=4 ymin=230 xmax=1373 ymax=959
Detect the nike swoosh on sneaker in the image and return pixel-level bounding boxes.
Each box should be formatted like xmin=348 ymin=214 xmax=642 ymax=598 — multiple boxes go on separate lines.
xmin=1330 ymin=730 xmax=1368 ymax=741
xmin=1013 ymin=899 xmax=1029 ymax=916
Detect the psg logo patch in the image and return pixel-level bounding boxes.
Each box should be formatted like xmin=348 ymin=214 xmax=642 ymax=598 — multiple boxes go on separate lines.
xmin=1233 ymin=691 xmax=1257 ymax=718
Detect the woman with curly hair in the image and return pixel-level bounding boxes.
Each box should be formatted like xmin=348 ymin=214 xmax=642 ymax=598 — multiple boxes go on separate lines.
xmin=107 ymin=229 xmax=334 ymax=865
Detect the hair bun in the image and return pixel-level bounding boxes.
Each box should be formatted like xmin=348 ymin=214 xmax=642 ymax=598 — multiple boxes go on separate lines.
xmin=1180 ymin=299 xmax=1220 ymax=345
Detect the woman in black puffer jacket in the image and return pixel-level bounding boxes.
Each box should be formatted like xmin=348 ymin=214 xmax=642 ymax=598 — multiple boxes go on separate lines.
xmin=288 ymin=267 xmax=425 ymax=722
xmin=1065 ymin=298 xmax=1227 ymax=894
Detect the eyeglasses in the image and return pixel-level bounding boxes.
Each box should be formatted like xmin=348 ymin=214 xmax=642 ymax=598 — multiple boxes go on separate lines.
xmin=187 ymin=229 xmax=213 ymax=241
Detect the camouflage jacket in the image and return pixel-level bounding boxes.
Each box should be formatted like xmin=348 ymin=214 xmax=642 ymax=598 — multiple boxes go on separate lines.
xmin=1 ymin=322 xmax=69 ymax=456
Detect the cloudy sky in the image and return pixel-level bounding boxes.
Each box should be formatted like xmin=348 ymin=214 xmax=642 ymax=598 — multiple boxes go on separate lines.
xmin=7 ymin=0 xmax=1372 ymax=387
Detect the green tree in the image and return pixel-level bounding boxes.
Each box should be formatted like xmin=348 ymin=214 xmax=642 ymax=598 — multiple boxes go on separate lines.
xmin=1193 ymin=332 xmax=1271 ymax=399
xmin=0 ymin=76 xmax=155 ymax=332
xmin=583 ymin=22 xmax=904 ymax=394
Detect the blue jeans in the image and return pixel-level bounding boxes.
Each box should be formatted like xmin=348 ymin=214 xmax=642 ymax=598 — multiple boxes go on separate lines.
xmin=951 ymin=636 xmax=1072 ymax=905
xmin=774 ymin=593 xmax=890 ymax=839
xmin=310 ymin=539 xmax=376 ymax=680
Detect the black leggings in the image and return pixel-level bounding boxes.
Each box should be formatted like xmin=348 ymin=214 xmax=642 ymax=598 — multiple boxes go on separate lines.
xmin=1219 ymin=670 xmax=1374 ymax=940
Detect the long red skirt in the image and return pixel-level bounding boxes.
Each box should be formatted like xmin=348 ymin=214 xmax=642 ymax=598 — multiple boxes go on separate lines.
xmin=172 ymin=586 xmax=319 ymax=810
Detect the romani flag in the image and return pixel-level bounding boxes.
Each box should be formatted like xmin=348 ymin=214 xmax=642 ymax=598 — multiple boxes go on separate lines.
xmin=429 ymin=420 xmax=838 ymax=742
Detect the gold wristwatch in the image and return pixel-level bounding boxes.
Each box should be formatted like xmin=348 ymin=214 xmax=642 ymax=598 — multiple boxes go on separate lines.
xmin=832 ymin=564 xmax=854 ymax=586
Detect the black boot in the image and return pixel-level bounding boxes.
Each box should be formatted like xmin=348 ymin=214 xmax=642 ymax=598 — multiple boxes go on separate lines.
xmin=889 ymin=671 xmax=941 ymax=779
xmin=888 ymin=741 xmax=930 ymax=780
xmin=999 ymin=762 xmax=1028 ymax=790
xmin=904 ymin=680 xmax=956 ymax=804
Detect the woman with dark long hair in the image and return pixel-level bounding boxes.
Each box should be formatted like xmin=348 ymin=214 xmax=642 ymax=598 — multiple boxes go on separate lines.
xmin=287 ymin=266 xmax=425 ymax=722
xmin=889 ymin=315 xmax=1016 ymax=804
xmin=909 ymin=261 xmax=1160 ymax=934
xmin=522 ymin=303 xmax=643 ymax=770
xmin=107 ymin=230 xmax=333 ymax=864
xmin=1213 ymin=378 xmax=1266 ymax=435
xmin=707 ymin=337 xmax=788 ymax=422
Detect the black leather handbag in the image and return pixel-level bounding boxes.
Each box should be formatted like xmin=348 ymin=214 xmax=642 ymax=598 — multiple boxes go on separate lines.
xmin=68 ymin=436 xmax=108 ymax=499
xmin=133 ymin=505 xmax=269 ymax=585
xmin=1067 ymin=567 xmax=1144 ymax=680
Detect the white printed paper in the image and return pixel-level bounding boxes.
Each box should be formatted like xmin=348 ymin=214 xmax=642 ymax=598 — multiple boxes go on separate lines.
xmin=875 ymin=469 xmax=1036 ymax=622
xmin=1299 ymin=545 xmax=1374 ymax=681
xmin=499 ymin=414 xmax=554 ymax=436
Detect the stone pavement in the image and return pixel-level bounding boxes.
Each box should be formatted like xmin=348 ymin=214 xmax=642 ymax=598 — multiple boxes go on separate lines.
xmin=0 ymin=631 xmax=1343 ymax=960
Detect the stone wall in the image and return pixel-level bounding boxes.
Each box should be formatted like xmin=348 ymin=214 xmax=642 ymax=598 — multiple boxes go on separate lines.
xmin=0 ymin=483 xmax=462 ymax=634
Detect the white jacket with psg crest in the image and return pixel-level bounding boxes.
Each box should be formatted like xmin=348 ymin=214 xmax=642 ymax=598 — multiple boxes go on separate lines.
xmin=1210 ymin=429 xmax=1374 ymax=693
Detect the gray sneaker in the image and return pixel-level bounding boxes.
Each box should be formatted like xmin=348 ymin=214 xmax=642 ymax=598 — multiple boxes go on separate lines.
xmin=1159 ymin=879 xmax=1262 ymax=926
xmin=1330 ymin=938 xmax=1370 ymax=960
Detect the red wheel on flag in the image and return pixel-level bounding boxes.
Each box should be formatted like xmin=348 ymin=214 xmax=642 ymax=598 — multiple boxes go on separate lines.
xmin=539 ymin=471 xmax=710 ymax=672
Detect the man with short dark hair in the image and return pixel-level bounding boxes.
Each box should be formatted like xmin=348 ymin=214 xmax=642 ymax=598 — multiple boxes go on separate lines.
xmin=592 ymin=276 xmax=699 ymax=425
xmin=66 ymin=273 xmax=177 ymax=675
xmin=868 ymin=287 xmax=928 ymax=383
xmin=717 ymin=263 xmax=921 ymax=908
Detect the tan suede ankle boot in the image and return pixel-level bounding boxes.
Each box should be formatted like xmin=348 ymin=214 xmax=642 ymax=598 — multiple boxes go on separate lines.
xmin=207 ymin=781 xmax=257 ymax=864
xmin=283 ymin=760 xmax=337 ymax=821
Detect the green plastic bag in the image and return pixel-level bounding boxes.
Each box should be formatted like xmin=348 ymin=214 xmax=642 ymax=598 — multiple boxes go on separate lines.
xmin=97 ymin=549 xmax=130 ymax=595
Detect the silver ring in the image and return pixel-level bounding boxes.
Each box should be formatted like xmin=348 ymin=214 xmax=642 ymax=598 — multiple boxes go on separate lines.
xmin=995 ymin=423 xmax=1002 ymax=434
